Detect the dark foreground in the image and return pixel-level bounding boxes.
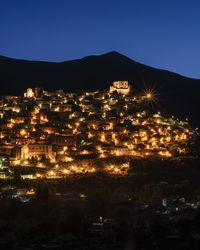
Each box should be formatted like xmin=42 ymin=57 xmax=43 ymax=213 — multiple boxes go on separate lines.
xmin=1 ymin=160 xmax=200 ymax=249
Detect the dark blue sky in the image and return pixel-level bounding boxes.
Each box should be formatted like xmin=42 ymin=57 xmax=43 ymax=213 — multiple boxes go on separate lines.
xmin=1 ymin=0 xmax=200 ymax=78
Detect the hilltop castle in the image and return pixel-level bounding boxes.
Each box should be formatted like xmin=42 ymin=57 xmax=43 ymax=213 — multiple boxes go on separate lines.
xmin=109 ymin=81 xmax=131 ymax=95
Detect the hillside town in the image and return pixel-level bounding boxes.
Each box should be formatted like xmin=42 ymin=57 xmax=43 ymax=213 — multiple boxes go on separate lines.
xmin=0 ymin=81 xmax=197 ymax=179
xmin=0 ymin=82 xmax=200 ymax=250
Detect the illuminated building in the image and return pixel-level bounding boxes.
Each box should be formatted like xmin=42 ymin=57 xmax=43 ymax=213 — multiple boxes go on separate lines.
xmin=109 ymin=81 xmax=131 ymax=95
xmin=24 ymin=88 xmax=34 ymax=98
xmin=21 ymin=144 xmax=54 ymax=159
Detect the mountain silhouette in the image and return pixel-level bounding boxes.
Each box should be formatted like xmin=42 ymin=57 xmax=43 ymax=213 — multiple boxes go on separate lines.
xmin=0 ymin=51 xmax=200 ymax=126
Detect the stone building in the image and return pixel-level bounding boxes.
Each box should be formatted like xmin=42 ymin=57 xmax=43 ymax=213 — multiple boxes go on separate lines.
xmin=109 ymin=81 xmax=131 ymax=95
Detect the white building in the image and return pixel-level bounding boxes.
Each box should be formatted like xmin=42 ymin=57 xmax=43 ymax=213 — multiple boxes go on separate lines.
xmin=24 ymin=88 xmax=34 ymax=98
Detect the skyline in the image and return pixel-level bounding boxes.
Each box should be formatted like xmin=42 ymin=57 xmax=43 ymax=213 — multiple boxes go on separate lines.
xmin=1 ymin=0 xmax=200 ymax=78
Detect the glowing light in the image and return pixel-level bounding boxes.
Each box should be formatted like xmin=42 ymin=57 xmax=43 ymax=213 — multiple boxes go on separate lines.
xmin=63 ymin=169 xmax=69 ymax=174
xmin=146 ymin=93 xmax=152 ymax=99
xmin=20 ymin=129 xmax=26 ymax=136
xmin=49 ymin=171 xmax=54 ymax=176
xmin=65 ymin=157 xmax=73 ymax=162
xmin=99 ymin=153 xmax=106 ymax=158
xmin=100 ymin=134 xmax=105 ymax=142
xmin=142 ymin=87 xmax=158 ymax=104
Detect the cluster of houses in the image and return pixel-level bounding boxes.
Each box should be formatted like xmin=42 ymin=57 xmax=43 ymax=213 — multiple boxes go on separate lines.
xmin=0 ymin=81 xmax=195 ymax=178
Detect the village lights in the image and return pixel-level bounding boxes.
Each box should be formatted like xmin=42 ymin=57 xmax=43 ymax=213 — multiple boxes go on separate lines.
xmin=0 ymin=84 xmax=196 ymax=179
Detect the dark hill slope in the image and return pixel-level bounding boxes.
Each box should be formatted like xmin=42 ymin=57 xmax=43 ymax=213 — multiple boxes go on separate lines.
xmin=0 ymin=51 xmax=200 ymax=126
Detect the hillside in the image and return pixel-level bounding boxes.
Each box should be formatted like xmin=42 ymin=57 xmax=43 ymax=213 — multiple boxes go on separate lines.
xmin=0 ymin=51 xmax=200 ymax=126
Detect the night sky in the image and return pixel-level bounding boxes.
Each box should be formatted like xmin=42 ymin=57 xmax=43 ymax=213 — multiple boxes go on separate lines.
xmin=1 ymin=0 xmax=200 ymax=78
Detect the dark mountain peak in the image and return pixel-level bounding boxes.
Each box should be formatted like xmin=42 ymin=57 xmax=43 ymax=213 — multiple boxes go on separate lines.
xmin=82 ymin=51 xmax=124 ymax=59
xmin=100 ymin=51 xmax=134 ymax=61
xmin=65 ymin=51 xmax=132 ymax=64
xmin=101 ymin=51 xmax=124 ymax=57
